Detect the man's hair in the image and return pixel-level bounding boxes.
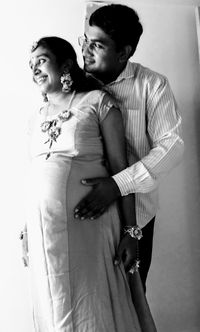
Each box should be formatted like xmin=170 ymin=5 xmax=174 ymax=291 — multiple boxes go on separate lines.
xmin=89 ymin=4 xmax=143 ymax=56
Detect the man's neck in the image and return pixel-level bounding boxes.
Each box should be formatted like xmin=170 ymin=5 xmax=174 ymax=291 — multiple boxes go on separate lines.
xmin=93 ymin=62 xmax=127 ymax=85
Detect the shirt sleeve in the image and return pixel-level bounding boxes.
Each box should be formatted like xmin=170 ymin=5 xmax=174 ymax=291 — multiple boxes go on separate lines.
xmin=112 ymin=76 xmax=184 ymax=196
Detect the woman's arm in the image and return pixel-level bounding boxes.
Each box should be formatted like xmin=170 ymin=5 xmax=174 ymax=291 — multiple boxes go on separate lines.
xmin=100 ymin=106 xmax=139 ymax=271
xmin=101 ymin=107 xmax=136 ymax=219
xmin=100 ymin=106 xmax=136 ymax=224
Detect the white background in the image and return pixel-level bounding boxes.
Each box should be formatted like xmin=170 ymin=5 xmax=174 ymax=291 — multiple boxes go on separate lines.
xmin=0 ymin=0 xmax=200 ymax=331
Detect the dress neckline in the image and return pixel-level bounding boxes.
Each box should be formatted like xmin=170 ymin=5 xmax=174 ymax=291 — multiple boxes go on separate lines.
xmin=44 ymin=90 xmax=76 ymax=120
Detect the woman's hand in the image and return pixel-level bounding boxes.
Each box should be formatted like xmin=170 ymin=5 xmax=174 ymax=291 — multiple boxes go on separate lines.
xmin=114 ymin=234 xmax=138 ymax=273
xmin=20 ymin=231 xmax=29 ymax=267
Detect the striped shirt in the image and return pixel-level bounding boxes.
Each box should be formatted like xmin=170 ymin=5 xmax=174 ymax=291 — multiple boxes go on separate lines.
xmin=103 ymin=61 xmax=184 ymax=228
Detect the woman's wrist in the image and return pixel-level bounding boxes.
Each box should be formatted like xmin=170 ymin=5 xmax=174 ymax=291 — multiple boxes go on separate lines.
xmin=123 ymin=225 xmax=143 ymax=240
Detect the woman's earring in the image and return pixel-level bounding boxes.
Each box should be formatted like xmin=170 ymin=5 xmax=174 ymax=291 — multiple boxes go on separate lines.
xmin=61 ymin=72 xmax=73 ymax=93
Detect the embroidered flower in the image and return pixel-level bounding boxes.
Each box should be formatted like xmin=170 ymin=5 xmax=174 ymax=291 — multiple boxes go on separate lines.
xmin=41 ymin=121 xmax=52 ymax=132
xmin=40 ymin=90 xmax=76 ymax=159
xmin=41 ymin=109 xmax=72 ymax=159
xmin=48 ymin=125 xmax=61 ymax=141
xmin=58 ymin=110 xmax=71 ymax=121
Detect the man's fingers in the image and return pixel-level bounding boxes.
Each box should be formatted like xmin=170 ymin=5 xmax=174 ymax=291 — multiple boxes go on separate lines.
xmin=75 ymin=208 xmax=95 ymax=220
xmin=74 ymin=196 xmax=91 ymax=215
xmin=81 ymin=178 xmax=101 ymax=186
xmin=75 ymin=177 xmax=120 ymax=217
xmin=75 ymin=177 xmax=119 ymax=218
xmin=89 ymin=208 xmax=106 ymax=220
xmin=74 ymin=193 xmax=104 ymax=219
xmin=74 ymin=180 xmax=101 ymax=216
xmin=74 ymin=197 xmax=95 ymax=219
xmin=75 ymin=203 xmax=104 ymax=220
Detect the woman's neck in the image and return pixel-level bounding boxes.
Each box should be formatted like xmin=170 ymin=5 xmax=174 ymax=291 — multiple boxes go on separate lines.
xmin=47 ymin=90 xmax=74 ymax=107
xmin=45 ymin=90 xmax=76 ymax=115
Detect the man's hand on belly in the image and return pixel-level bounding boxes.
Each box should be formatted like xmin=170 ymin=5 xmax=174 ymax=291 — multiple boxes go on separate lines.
xmin=74 ymin=177 xmax=121 ymax=220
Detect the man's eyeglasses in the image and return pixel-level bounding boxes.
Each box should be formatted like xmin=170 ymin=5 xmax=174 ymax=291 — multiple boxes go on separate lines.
xmin=78 ymin=36 xmax=105 ymax=53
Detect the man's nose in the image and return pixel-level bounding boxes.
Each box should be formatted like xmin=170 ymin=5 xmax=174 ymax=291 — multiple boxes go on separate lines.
xmin=82 ymin=43 xmax=93 ymax=56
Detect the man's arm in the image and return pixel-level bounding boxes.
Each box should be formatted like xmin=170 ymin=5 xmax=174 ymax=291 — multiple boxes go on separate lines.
xmin=113 ymin=76 xmax=184 ymax=195
xmin=74 ymin=77 xmax=184 ymax=218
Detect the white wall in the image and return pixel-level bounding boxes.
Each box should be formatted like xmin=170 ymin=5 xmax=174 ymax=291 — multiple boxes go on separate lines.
xmin=1 ymin=0 xmax=200 ymax=331
xmin=85 ymin=1 xmax=200 ymax=332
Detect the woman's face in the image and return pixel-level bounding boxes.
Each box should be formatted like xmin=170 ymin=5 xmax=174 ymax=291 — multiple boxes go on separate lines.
xmin=29 ymin=45 xmax=63 ymax=95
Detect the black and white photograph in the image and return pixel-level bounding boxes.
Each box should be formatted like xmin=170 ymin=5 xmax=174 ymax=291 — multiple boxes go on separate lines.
xmin=0 ymin=0 xmax=200 ymax=331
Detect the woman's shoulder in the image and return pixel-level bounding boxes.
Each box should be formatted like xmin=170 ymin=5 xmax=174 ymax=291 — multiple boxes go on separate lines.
xmin=74 ymin=90 xmax=119 ymax=120
xmin=76 ymin=89 xmax=105 ymax=106
xmin=83 ymin=89 xmax=117 ymax=105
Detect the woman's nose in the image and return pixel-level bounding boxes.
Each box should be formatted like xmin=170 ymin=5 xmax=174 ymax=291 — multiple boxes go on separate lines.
xmin=33 ymin=64 xmax=40 ymax=75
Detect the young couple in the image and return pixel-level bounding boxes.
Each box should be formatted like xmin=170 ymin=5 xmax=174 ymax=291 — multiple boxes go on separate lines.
xmin=22 ymin=4 xmax=184 ymax=331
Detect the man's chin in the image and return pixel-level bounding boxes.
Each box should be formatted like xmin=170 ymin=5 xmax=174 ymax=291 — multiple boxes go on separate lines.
xmin=84 ymin=63 xmax=92 ymax=73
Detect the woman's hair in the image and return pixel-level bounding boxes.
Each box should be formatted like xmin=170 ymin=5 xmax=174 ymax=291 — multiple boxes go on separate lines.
xmin=89 ymin=4 xmax=143 ymax=57
xmin=31 ymin=36 xmax=100 ymax=92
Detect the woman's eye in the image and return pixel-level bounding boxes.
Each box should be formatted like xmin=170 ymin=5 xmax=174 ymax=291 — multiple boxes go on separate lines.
xmin=39 ymin=59 xmax=45 ymax=65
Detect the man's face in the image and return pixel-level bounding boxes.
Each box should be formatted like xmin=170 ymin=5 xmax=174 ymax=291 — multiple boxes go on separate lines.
xmin=81 ymin=25 xmax=122 ymax=83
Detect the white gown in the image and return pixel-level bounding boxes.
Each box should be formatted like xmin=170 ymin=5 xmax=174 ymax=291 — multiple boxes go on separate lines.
xmin=26 ymin=90 xmax=141 ymax=332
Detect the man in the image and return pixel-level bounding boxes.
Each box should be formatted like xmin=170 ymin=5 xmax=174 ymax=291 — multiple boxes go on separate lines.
xmin=75 ymin=4 xmax=184 ymax=290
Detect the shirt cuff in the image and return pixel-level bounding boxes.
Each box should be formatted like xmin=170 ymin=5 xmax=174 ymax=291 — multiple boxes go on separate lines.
xmin=112 ymin=161 xmax=157 ymax=195
xmin=112 ymin=169 xmax=135 ymax=196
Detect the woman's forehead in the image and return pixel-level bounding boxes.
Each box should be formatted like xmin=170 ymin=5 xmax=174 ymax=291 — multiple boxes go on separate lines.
xmin=31 ymin=45 xmax=50 ymax=57
xmin=30 ymin=46 xmax=52 ymax=63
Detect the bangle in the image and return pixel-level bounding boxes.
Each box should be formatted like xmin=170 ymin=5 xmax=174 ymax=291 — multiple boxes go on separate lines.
xmin=124 ymin=225 xmax=143 ymax=240
xmin=19 ymin=231 xmax=27 ymax=240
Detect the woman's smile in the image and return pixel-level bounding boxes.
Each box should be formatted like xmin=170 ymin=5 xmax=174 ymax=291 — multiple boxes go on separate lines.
xmin=30 ymin=46 xmax=62 ymax=94
xmin=35 ymin=75 xmax=48 ymax=85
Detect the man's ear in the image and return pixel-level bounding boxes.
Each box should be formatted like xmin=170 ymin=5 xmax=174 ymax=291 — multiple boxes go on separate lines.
xmin=119 ymin=45 xmax=133 ymax=63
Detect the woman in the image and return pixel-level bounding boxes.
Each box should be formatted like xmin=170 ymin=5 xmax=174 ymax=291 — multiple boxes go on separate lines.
xmin=22 ymin=36 xmax=142 ymax=331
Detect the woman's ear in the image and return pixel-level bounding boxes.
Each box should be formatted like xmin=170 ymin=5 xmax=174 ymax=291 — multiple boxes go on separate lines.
xmin=63 ymin=59 xmax=74 ymax=73
xmin=119 ymin=45 xmax=132 ymax=63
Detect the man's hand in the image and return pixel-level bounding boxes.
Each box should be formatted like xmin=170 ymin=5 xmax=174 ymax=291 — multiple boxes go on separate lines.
xmin=114 ymin=235 xmax=138 ymax=272
xmin=74 ymin=177 xmax=121 ymax=220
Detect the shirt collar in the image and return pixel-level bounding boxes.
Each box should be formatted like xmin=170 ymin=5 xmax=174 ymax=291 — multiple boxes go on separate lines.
xmin=86 ymin=61 xmax=136 ymax=87
xmin=107 ymin=61 xmax=136 ymax=86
